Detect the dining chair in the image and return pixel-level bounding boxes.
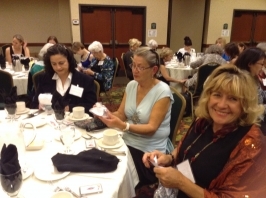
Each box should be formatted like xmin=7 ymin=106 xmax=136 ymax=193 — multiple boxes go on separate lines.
xmin=32 ymin=69 xmax=45 ymax=92
xmin=121 ymin=53 xmax=128 ymax=78
xmin=0 ymin=70 xmax=14 ymax=110
xmin=1 ymin=44 xmax=11 ymax=59
xmin=189 ymin=62 xmax=220 ymax=119
xmin=94 ymin=80 xmax=100 ymax=101
xmin=169 ymin=86 xmax=186 ymax=147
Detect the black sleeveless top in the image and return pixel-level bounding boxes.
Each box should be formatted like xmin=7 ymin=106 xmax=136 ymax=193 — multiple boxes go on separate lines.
xmin=10 ymin=46 xmax=25 ymax=57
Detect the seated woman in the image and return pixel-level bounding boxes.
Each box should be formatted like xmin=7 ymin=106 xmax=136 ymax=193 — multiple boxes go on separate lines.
xmin=72 ymin=42 xmax=94 ymax=69
xmin=215 ymin=37 xmax=229 ymax=61
xmin=5 ymin=34 xmax=30 ymax=65
xmin=235 ymin=47 xmax=266 ymax=134
xmin=257 ymin=42 xmax=266 ymax=90
xmin=148 ymin=39 xmax=158 ymax=51
xmin=97 ymin=47 xmax=173 ymax=189
xmin=31 ymin=44 xmax=97 ymax=113
xmin=83 ymin=41 xmax=114 ymax=92
xmin=27 ymin=43 xmax=54 ymax=100
xmin=123 ymin=38 xmax=142 ymax=80
xmin=183 ymin=45 xmax=226 ymax=90
xmin=177 ymin=36 xmax=195 ymax=57
xmin=224 ymin=42 xmax=239 ymax=64
xmin=143 ymin=64 xmax=266 ymax=197
xmin=47 ymin=36 xmax=58 ymax=44
xmin=158 ymin=47 xmax=186 ymax=85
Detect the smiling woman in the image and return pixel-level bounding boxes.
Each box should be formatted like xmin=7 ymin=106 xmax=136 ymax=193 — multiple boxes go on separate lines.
xmin=143 ymin=64 xmax=266 ymax=198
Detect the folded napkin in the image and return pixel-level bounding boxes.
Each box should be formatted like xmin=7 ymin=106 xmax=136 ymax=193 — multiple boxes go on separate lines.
xmin=176 ymin=52 xmax=183 ymax=62
xmin=51 ymin=91 xmax=70 ymax=110
xmin=0 ymin=144 xmax=21 ymax=175
xmin=38 ymin=93 xmax=52 ymax=105
xmin=20 ymin=57 xmax=30 ymax=70
xmin=51 ymin=148 xmax=119 ymax=173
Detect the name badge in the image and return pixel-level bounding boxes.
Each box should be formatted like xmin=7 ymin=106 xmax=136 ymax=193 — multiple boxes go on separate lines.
xmin=69 ymin=84 xmax=84 ymax=98
xmin=176 ymin=159 xmax=195 ymax=183
xmin=98 ymin=61 xmax=104 ymax=65
xmin=262 ymin=79 xmax=266 ymax=86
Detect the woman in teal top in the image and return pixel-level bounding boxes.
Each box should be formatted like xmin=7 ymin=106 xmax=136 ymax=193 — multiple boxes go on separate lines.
xmin=98 ymin=47 xmax=174 ymax=190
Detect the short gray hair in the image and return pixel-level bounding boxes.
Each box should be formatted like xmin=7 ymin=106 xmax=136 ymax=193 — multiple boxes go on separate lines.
xmin=134 ymin=46 xmax=159 ymax=67
xmin=39 ymin=43 xmax=54 ymax=60
xmin=88 ymin=41 xmax=103 ymax=52
xmin=148 ymin=39 xmax=158 ymax=49
xmin=257 ymin=42 xmax=266 ymax=54
xmin=205 ymin=44 xmax=223 ymax=55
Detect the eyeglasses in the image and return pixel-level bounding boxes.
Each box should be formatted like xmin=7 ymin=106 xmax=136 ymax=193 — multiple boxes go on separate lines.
xmin=129 ymin=63 xmax=152 ymax=72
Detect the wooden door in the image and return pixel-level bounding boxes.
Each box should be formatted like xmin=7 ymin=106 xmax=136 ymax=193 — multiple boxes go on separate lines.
xmin=231 ymin=10 xmax=266 ymax=46
xmin=80 ymin=5 xmax=145 ymax=70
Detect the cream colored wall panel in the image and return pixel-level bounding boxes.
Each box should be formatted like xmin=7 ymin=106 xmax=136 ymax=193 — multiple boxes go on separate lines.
xmin=69 ymin=0 xmax=169 ymax=45
xmin=206 ymin=0 xmax=266 ymax=44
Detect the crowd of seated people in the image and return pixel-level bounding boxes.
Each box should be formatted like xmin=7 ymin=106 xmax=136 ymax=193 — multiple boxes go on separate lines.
xmin=3 ymin=33 xmax=266 ymax=198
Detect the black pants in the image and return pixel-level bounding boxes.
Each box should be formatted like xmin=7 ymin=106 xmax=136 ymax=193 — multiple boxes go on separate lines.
xmin=127 ymin=145 xmax=158 ymax=189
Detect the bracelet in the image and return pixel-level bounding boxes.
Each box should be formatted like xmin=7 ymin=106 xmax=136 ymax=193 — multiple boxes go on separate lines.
xmin=122 ymin=122 xmax=130 ymax=132
xmin=169 ymin=153 xmax=175 ymax=166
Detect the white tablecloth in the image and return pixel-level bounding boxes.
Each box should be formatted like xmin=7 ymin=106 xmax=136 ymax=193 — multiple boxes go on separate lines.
xmin=1 ymin=67 xmax=28 ymax=95
xmin=0 ymin=111 xmax=139 ymax=198
xmin=166 ymin=65 xmax=197 ymax=92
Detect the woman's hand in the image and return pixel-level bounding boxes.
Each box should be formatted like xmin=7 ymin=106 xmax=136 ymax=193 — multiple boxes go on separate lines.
xmin=97 ymin=111 xmax=123 ymax=129
xmin=23 ymin=41 xmax=28 ymax=49
xmin=84 ymin=68 xmax=94 ymax=75
xmin=154 ymin=166 xmax=181 ymax=189
xmin=142 ymin=150 xmax=170 ymax=168
xmin=64 ymin=105 xmax=69 ymax=112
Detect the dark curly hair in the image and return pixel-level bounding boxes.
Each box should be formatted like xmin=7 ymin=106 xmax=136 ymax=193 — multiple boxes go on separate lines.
xmin=43 ymin=44 xmax=77 ymax=76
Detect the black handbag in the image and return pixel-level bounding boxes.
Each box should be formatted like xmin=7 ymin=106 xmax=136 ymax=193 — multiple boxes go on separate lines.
xmin=74 ymin=117 xmax=107 ymax=132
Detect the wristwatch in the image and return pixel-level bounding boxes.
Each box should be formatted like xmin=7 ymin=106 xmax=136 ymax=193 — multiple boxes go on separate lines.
xmin=122 ymin=122 xmax=130 ymax=132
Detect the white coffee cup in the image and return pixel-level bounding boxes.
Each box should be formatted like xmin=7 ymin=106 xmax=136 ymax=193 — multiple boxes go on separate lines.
xmin=16 ymin=101 xmax=26 ymax=112
xmin=102 ymin=129 xmax=119 ymax=146
xmin=72 ymin=106 xmax=85 ymax=119
xmin=51 ymin=191 xmax=73 ymax=198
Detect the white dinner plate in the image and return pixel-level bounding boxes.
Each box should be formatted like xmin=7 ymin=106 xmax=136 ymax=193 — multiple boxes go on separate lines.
xmin=16 ymin=108 xmax=30 ymax=115
xmin=96 ymin=137 xmax=124 ymax=149
xmin=55 ymin=130 xmax=81 ymax=141
xmin=22 ymin=118 xmax=47 ymax=128
xmin=34 ymin=165 xmax=70 ymax=181
xmin=66 ymin=113 xmax=91 ymax=121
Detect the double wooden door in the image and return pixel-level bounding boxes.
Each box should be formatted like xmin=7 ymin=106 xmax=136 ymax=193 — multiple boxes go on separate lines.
xmin=231 ymin=10 xmax=266 ymax=46
xmin=80 ymin=6 xmax=145 ymax=65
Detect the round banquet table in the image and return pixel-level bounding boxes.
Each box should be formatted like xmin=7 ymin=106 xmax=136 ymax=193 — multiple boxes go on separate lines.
xmin=0 ymin=110 xmax=139 ymax=198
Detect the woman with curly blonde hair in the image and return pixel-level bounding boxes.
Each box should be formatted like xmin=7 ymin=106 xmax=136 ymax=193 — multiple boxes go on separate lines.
xmin=143 ymin=64 xmax=266 ymax=198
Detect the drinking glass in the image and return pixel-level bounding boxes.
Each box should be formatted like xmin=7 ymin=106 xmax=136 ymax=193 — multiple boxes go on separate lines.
xmin=0 ymin=63 xmax=6 ymax=70
xmin=60 ymin=126 xmax=75 ymax=154
xmin=5 ymin=104 xmax=17 ymax=122
xmin=54 ymin=109 xmax=65 ymax=129
xmin=0 ymin=169 xmax=23 ymax=198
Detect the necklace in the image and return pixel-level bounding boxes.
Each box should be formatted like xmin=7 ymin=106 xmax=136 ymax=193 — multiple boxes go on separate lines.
xmin=183 ymin=125 xmax=222 ymax=163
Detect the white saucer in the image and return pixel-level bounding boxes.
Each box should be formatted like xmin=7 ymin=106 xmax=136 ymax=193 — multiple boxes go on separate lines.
xmin=67 ymin=113 xmax=91 ymax=121
xmin=34 ymin=165 xmax=70 ymax=181
xmin=16 ymin=108 xmax=30 ymax=115
xmin=96 ymin=137 xmax=124 ymax=149
xmin=22 ymin=118 xmax=47 ymax=128
xmin=55 ymin=130 xmax=81 ymax=141
xmin=22 ymin=166 xmax=33 ymax=180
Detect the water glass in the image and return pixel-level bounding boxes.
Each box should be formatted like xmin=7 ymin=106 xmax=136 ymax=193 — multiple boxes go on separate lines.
xmin=60 ymin=126 xmax=75 ymax=154
xmin=0 ymin=169 xmax=23 ymax=198
xmin=5 ymin=103 xmax=17 ymax=122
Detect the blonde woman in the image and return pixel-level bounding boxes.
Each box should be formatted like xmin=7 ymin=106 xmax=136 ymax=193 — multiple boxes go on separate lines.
xmin=158 ymin=47 xmax=186 ymax=85
xmin=123 ymin=38 xmax=142 ymax=80
xmin=143 ymin=65 xmax=266 ymax=197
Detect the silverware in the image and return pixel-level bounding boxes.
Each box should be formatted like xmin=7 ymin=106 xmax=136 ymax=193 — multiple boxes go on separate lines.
xmin=65 ymin=187 xmax=80 ymax=198
xmin=100 ymin=148 xmax=126 ymax=156
xmin=22 ymin=109 xmax=44 ymax=120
